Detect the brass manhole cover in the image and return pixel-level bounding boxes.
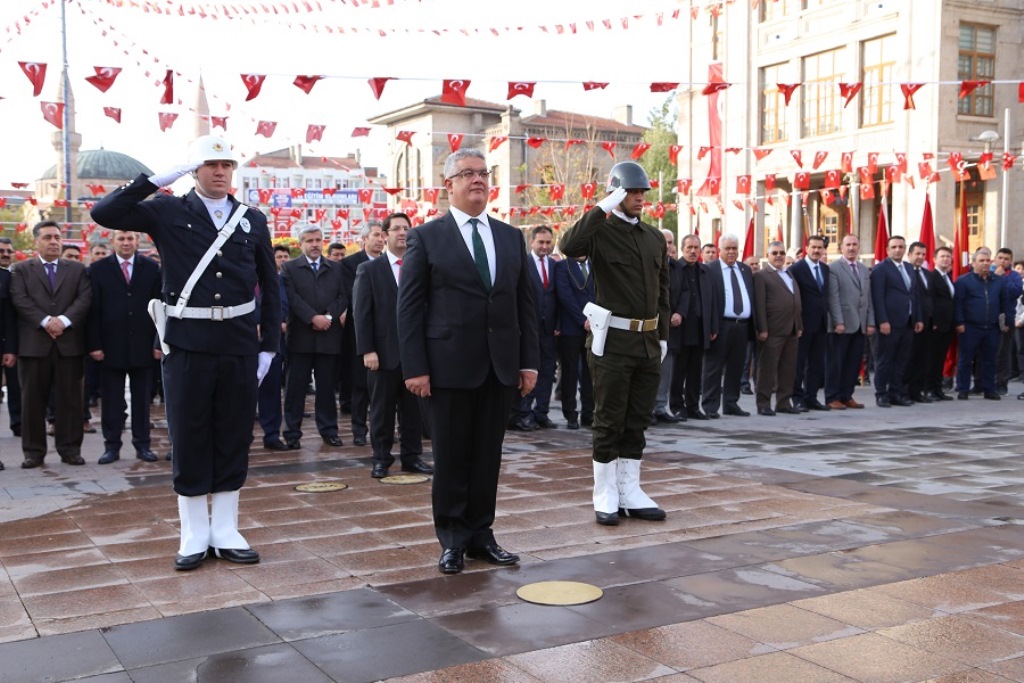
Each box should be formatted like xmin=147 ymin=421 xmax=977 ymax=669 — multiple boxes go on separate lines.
xmin=516 ymin=581 xmax=603 ymax=606
xmin=294 ymin=482 xmax=348 ymax=493
xmin=380 ymin=474 xmax=430 ymax=485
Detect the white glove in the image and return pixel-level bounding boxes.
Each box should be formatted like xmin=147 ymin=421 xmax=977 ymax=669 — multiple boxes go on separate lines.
xmin=148 ymin=162 xmax=201 ymax=188
xmin=660 ymin=340 xmax=668 ymax=362
xmin=597 ymin=187 xmax=628 ymax=214
xmin=256 ymin=351 xmax=275 ymax=386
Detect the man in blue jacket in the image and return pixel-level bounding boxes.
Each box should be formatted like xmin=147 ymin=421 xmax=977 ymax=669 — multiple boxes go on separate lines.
xmin=954 ymin=247 xmax=1015 ymax=400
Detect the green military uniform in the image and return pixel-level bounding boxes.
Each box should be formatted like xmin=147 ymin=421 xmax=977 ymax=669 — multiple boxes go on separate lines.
xmin=559 ymin=205 xmax=670 ymax=463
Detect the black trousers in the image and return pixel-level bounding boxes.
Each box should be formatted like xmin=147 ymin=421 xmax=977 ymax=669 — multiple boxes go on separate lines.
xmin=422 ymin=371 xmax=515 ymax=550
xmin=905 ymin=327 xmax=933 ymax=397
xmin=702 ymin=318 xmax=750 ymax=414
xmin=256 ymin=351 xmax=284 ymax=444
xmin=874 ymin=322 xmax=913 ymax=400
xmin=926 ymin=329 xmax=955 ymax=395
xmin=671 ymin=343 xmax=704 ymax=412
xmin=4 ymin=362 xmax=20 ymax=433
xmin=556 ymin=334 xmax=593 ymax=421
xmin=794 ymin=328 xmax=827 ymax=405
xmin=367 ymin=365 xmax=423 ymax=468
xmin=20 ymin=348 xmax=83 ymax=462
xmin=520 ymin=332 xmax=556 ymax=419
xmin=163 ymin=349 xmax=256 ymax=496
xmin=284 ymin=352 xmax=339 ymax=440
xmin=99 ymin=365 xmax=153 ymax=452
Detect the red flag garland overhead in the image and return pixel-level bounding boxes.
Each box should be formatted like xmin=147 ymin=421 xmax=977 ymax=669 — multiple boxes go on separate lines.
xmin=351 ymin=127 xmax=371 ymax=137
xmin=488 ymin=136 xmax=508 ymax=152
xmin=526 ymin=137 xmax=546 ymax=148
xmin=256 ymin=120 xmax=277 ymax=138
xmin=549 ymin=184 xmax=566 ymax=200
xmin=507 ymin=81 xmax=535 ymax=99
xmin=702 ymin=82 xmax=730 ymax=95
xmin=160 ymin=69 xmax=174 ymax=104
xmin=19 ymin=62 xmax=45 ymax=97
xmin=900 ymin=83 xmax=925 ymax=110
xmin=791 ymin=150 xmax=803 ymax=168
xmin=812 ymin=151 xmax=828 ymax=170
xmin=447 ymin=133 xmax=463 ymax=152
xmin=600 ymin=141 xmax=616 ymax=158
xmin=396 ymin=130 xmax=415 ymax=145
xmin=103 ymin=106 xmax=121 ymax=123
xmin=293 ymin=75 xmax=323 ymax=94
xmin=838 ymin=82 xmax=862 ymax=108
xmin=367 ymin=77 xmax=392 ymax=100
xmin=564 ymin=139 xmax=585 ymax=150
xmin=580 ymin=182 xmax=597 ymax=199
xmin=158 ymin=112 xmax=178 ymax=132
xmin=630 ymin=142 xmax=652 ymax=160
xmin=582 ymin=82 xmax=609 ymax=91
xmin=306 ymin=124 xmax=326 ymax=143
xmin=210 ymin=116 xmax=227 ymax=130
xmin=753 ymin=148 xmax=772 ymax=161
xmin=668 ymin=145 xmax=682 ymax=165
xmin=650 ymin=82 xmax=679 ymax=93
xmin=777 ymin=83 xmax=800 ymax=105
xmin=240 ymin=74 xmax=266 ymax=101
xmin=40 ymin=101 xmax=63 ymax=129
xmin=959 ymin=80 xmax=989 ymax=99
xmin=441 ymin=79 xmax=470 ymax=106
xmin=841 ymin=151 xmax=854 ymax=173
xmin=85 ymin=66 xmax=121 ymax=93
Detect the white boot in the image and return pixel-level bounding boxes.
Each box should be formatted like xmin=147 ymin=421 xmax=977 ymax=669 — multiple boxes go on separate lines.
xmin=210 ymin=490 xmax=250 ymax=550
xmin=616 ymin=459 xmax=666 ymax=521
xmin=177 ymin=495 xmax=210 ymax=556
xmin=593 ymin=460 xmax=620 ymax=526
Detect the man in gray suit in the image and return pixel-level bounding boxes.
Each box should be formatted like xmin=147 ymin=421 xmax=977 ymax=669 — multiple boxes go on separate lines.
xmin=753 ymin=241 xmax=802 ymax=416
xmin=825 ymin=234 xmax=874 ymax=409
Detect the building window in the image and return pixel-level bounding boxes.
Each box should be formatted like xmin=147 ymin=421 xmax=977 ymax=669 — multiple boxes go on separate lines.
xmin=761 ymin=0 xmax=793 ymax=21
xmin=760 ymin=64 xmax=788 ymax=144
xmin=820 ymin=206 xmax=840 ymax=252
xmin=958 ymin=24 xmax=995 ymax=117
xmin=802 ymin=48 xmax=844 ymax=137
xmin=862 ymin=34 xmax=895 ymax=127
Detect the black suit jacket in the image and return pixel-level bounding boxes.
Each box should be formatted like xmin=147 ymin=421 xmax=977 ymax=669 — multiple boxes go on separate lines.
xmin=352 ymin=254 xmax=401 ymax=370
xmin=0 ymin=269 xmax=18 ymax=355
xmin=553 ymin=258 xmax=595 ymax=336
xmin=788 ymin=258 xmax=830 ymax=334
xmin=928 ymin=268 xmax=956 ymax=332
xmin=397 ymin=212 xmax=539 ymax=388
xmin=911 ymin=266 xmax=934 ymax=325
xmin=281 ymin=256 xmax=347 ymax=354
xmin=10 ymin=258 xmax=92 ymax=357
xmin=526 ymin=253 xmax=558 ymax=334
xmin=870 ymin=258 xmax=921 ymax=327
xmin=704 ymin=259 xmax=755 ymax=340
xmin=85 ymin=254 xmax=161 ymax=368
xmin=666 ymin=258 xmax=684 ymax=350
xmin=679 ymin=260 xmax=719 ymax=349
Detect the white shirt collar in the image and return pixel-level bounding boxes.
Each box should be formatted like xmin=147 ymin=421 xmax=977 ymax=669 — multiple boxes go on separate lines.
xmin=611 ymin=209 xmax=639 ymax=225
xmin=117 ymin=255 xmax=133 ymax=266
xmin=448 ymin=205 xmax=489 ymax=229
xmin=386 ymin=250 xmax=402 ymax=266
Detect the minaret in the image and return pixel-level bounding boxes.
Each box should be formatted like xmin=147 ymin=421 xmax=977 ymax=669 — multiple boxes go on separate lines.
xmin=194 ymin=74 xmax=210 ymax=138
xmin=51 ymin=66 xmax=82 ymax=216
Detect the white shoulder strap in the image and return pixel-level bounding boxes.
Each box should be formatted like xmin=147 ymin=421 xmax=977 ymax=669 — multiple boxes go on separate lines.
xmin=168 ymin=202 xmax=250 ymax=319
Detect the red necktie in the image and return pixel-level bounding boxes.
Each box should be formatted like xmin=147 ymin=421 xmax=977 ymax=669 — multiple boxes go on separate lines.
xmin=396 ymin=258 xmax=402 ymax=281
xmin=121 ymin=260 xmax=131 ymax=284
xmin=540 ymin=257 xmax=548 ymax=289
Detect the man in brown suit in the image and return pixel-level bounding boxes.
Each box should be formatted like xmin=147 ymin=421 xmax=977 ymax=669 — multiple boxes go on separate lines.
xmin=10 ymin=221 xmax=93 ymax=467
xmin=753 ymin=241 xmax=802 ymax=416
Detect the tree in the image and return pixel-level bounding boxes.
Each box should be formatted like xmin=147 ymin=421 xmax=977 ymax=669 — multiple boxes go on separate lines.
xmin=640 ymin=96 xmax=679 ymax=238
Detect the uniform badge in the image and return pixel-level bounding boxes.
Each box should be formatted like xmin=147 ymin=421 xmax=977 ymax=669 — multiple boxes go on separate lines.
xmin=240 ymin=218 xmax=251 ymax=233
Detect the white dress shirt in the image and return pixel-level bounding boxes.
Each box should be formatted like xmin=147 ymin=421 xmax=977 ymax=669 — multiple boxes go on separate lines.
xmin=448 ymin=205 xmax=496 ymax=286
xmin=720 ymin=262 xmax=752 ymax=319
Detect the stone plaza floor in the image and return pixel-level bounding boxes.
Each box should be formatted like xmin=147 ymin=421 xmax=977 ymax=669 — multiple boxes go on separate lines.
xmin=1 ymin=388 xmax=1024 ymax=682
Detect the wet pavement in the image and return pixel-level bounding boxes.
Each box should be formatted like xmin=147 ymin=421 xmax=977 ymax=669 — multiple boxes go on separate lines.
xmin=1 ymin=389 xmax=1024 ymax=682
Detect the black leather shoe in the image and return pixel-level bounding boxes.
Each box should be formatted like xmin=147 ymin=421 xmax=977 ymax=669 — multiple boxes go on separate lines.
xmin=984 ymin=392 xmax=1002 ymax=400
xmin=438 ymin=548 xmax=465 ymax=574
xmin=263 ymin=440 xmax=289 ymax=451
xmin=757 ymin=408 xmax=776 ymax=416
xmin=62 ymin=455 xmax=86 ymax=466
xmin=371 ymin=465 xmax=389 ymax=479
xmin=566 ymin=419 xmax=580 ymax=430
xmin=957 ymin=392 xmax=969 ymax=400
xmin=891 ymin=397 xmax=914 ymax=407
xmin=401 ymin=458 xmax=434 ymax=475
xmin=723 ymin=406 xmax=750 ymax=417
xmin=805 ymin=402 xmax=831 ymax=411
xmin=98 ymin=450 xmax=120 ymax=465
xmin=793 ymin=402 xmax=810 ymax=413
xmin=353 ymin=436 xmax=367 ymax=446
xmin=649 ymin=414 xmax=658 ymax=427
xmin=136 ymin=449 xmax=158 ymax=462
xmin=707 ymin=412 xmax=720 ymax=419
xmin=165 ymin=451 xmax=173 ymax=461
xmin=285 ymin=439 xmax=301 ymax=449
xmin=581 ymin=416 xmax=593 ymax=428
xmin=777 ymin=406 xmax=802 ymax=415
xmin=740 ymin=386 xmax=754 ymax=395
xmin=534 ymin=415 xmax=557 ymax=429
xmin=467 ymin=544 xmax=519 ymax=566
xmin=174 ymin=551 xmax=207 ymax=571
xmin=212 ymin=547 xmax=260 ymax=564
xmin=876 ymin=397 xmax=892 ymax=407
xmin=0 ymin=460 xmax=4 ymax=471
xmin=322 ymin=435 xmax=344 ymax=447
xmin=933 ymin=391 xmax=954 ymax=401
xmin=654 ymin=411 xmax=681 ymax=423
xmin=910 ymin=393 xmax=934 ymax=404
xmin=595 ymin=511 xmax=619 ymax=526
xmin=619 ymin=506 xmax=667 ymax=521
xmin=686 ymin=409 xmax=710 ymax=421
xmin=21 ymin=459 xmax=43 ymax=469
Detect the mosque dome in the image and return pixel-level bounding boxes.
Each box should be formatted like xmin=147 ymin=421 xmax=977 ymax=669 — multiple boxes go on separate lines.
xmin=40 ymin=148 xmax=152 ymax=181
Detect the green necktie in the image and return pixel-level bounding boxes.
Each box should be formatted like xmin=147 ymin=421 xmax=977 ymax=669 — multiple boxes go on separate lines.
xmin=469 ymin=218 xmax=491 ymax=291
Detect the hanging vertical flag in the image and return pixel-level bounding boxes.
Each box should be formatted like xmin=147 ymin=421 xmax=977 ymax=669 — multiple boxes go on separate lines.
xmin=160 ymin=70 xmax=174 ymax=105
xmin=696 ymin=63 xmax=724 ymax=197
xmin=873 ymin=198 xmax=889 ymax=264
xmin=19 ymin=62 xmax=46 ymax=96
xmin=742 ymin=216 xmax=755 ymax=261
xmin=920 ymin=194 xmax=936 ymax=268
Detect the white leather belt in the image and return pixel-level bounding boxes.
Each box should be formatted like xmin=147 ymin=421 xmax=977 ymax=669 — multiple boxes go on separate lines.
xmin=176 ymin=299 xmax=256 ymax=321
xmin=608 ymin=314 xmax=659 ymax=333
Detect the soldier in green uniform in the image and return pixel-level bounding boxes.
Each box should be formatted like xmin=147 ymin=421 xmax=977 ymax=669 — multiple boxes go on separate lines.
xmin=559 ymin=162 xmax=670 ymax=526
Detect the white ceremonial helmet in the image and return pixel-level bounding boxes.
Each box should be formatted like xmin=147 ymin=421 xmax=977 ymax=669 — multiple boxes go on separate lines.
xmin=187 ymin=134 xmax=238 ymax=169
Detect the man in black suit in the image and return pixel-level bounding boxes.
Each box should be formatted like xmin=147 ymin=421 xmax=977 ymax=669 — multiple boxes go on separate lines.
xmin=86 ymin=230 xmax=162 ymax=464
xmin=925 ymin=246 xmax=956 ymax=401
xmin=669 ymin=234 xmax=720 ymax=419
xmin=870 ymin=235 xmax=922 ymax=407
xmin=340 ymin=221 xmax=385 ymax=446
xmin=0 ymin=258 xmax=16 ymax=470
xmin=904 ymin=241 xmax=935 ymax=403
xmin=398 ymin=149 xmax=538 ymax=575
xmin=552 ymin=254 xmax=595 ymax=430
xmin=257 ymin=245 xmax=291 ymax=450
xmin=0 ymin=237 xmax=19 ymax=440
xmin=701 ymin=234 xmax=752 ymax=419
xmin=354 ymin=212 xmax=433 ymax=479
xmin=516 ymin=225 xmax=558 ymax=429
xmin=788 ymin=235 xmax=831 ymax=411
xmin=653 ymin=230 xmax=683 ymax=424
xmin=281 ymin=224 xmax=348 ymax=449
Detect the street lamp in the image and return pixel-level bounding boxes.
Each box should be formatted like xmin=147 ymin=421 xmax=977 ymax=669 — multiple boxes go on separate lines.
xmin=976 ymin=127 xmax=1008 ymax=248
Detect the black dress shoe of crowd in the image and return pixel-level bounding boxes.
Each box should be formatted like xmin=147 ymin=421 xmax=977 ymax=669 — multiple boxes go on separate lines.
xmin=534 ymin=415 xmax=557 ymax=429
xmin=581 ymin=416 xmax=593 ymax=427
xmin=891 ymin=397 xmax=914 ymax=407
xmin=654 ymin=411 xmax=680 ymax=423
xmin=371 ymin=465 xmax=389 ymax=479
xmin=757 ymin=407 xmax=776 ymax=416
xmin=98 ymin=450 xmax=120 ymax=465
xmin=793 ymin=402 xmax=810 ymax=413
xmin=595 ymin=510 xmax=619 ymax=526
xmin=806 ymin=401 xmax=831 ymax=411
xmin=707 ymin=412 xmax=720 ymax=419
xmin=984 ymin=392 xmax=1002 ymax=400
xmin=212 ymin=547 xmax=260 ymax=564
xmin=723 ymin=406 xmax=750 ymax=417
xmin=619 ymin=506 xmax=667 ymax=521
xmin=686 ymin=409 xmax=710 ymax=420
xmin=174 ymin=551 xmax=207 ymax=571
xmin=0 ymin=460 xmax=4 ymax=471
xmin=957 ymin=392 xmax=970 ymax=400
xmin=911 ymin=393 xmax=934 ymax=404
xmin=285 ymin=439 xmax=302 ymax=449
xmin=933 ymin=391 xmax=954 ymax=401
xmin=322 ymin=435 xmax=344 ymax=447
xmin=648 ymin=414 xmax=658 ymax=427
xmin=876 ymin=397 xmax=892 ymax=407
xmin=777 ymin=406 xmax=802 ymax=415
xmin=136 ymin=449 xmax=158 ymax=462
xmin=263 ymin=440 xmax=290 ymax=451
xmin=513 ymin=418 xmax=539 ymax=431
xmin=566 ymin=419 xmax=580 ymax=430
xmin=21 ymin=459 xmax=43 ymax=469
xmin=353 ymin=436 xmax=368 ymax=446
xmin=62 ymin=455 xmax=86 ymax=466
xmin=438 ymin=548 xmax=465 ymax=574
xmin=467 ymin=544 xmax=520 ymax=566
xmin=401 ymin=458 xmax=434 ymax=475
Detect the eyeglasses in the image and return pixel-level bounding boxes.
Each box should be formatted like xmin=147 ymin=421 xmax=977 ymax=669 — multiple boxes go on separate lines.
xmin=448 ymin=169 xmax=490 ymax=181
xmin=0 ymin=249 xmax=13 ymax=255
xmin=769 ymin=251 xmax=786 ymax=256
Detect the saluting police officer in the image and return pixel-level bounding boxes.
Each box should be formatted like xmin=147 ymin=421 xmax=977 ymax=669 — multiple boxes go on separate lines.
xmin=559 ymin=161 xmax=670 ymax=527
xmin=91 ymin=135 xmax=281 ymax=571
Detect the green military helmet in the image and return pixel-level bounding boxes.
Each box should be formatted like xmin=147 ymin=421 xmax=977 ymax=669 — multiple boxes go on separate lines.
xmin=606 ymin=161 xmax=651 ymax=192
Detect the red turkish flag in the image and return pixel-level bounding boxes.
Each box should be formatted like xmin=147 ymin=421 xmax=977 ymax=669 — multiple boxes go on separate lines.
xmin=858 ymin=166 xmax=873 ymax=186
xmin=290 ymin=188 xmax=306 ymax=199
xmin=650 ymin=82 xmax=679 ymax=93
xmin=867 ymin=152 xmax=879 ymax=175
xmin=793 ymin=171 xmax=810 ymax=190
xmin=526 ymin=137 xmax=546 ymax=149
xmin=676 ymin=179 xmax=692 ymax=195
xmin=357 ymin=188 xmax=374 ymax=204
xmin=515 ymin=184 xmax=531 ymax=194
xmin=256 ymin=120 xmax=277 ymax=138
xmin=351 ymin=127 xmax=371 ymax=137
xmin=158 ymin=112 xmax=178 ymax=132
xmin=753 ymin=148 xmax=773 ymax=161
xmin=697 ymin=147 xmax=711 ymax=160
xmin=549 ymin=184 xmax=566 ymax=200
xmin=85 ymin=66 xmax=121 ymax=93
xmin=885 ymin=165 xmax=901 ymax=184
xmin=600 ymin=141 xmax=616 ymax=158
xmin=824 ymin=169 xmax=841 ymax=189
xmin=582 ymin=82 xmax=609 ymax=91
xmin=821 ymin=189 xmax=834 ymax=206
xmin=40 ymin=101 xmax=63 ymax=129
xmin=705 ymin=177 xmax=721 ymax=195
xmin=423 ymin=188 xmax=439 ymax=203
xmin=564 ymin=139 xmax=585 ymax=150
xmin=765 ymin=174 xmax=776 ymax=192
xmin=447 ymin=133 xmax=463 ymax=152
xmin=859 ymin=181 xmax=875 ymax=200
xmin=507 ymin=81 xmax=535 ymax=99
xmin=948 ymin=152 xmax=963 ymax=169
xmin=791 ymin=150 xmax=804 ymax=168
xmin=650 ymin=179 xmax=660 ymax=189
xmin=19 ymin=62 xmax=46 ymax=96
xmin=160 ymin=70 xmax=173 ymax=104
xmin=777 ymin=83 xmax=800 ymax=105
xmin=838 ymin=82 xmax=863 ymax=108
xmin=900 ymin=83 xmax=925 ymax=110
xmin=732 ymin=199 xmax=745 ymax=212
xmin=959 ymin=80 xmax=989 ymax=99
xmin=487 ymin=187 xmax=500 ymax=203
xmin=322 ymin=188 xmax=336 ymax=197
xmin=978 ymin=153 xmax=997 ymax=181
xmin=668 ymin=145 xmax=682 ymax=165
xmin=812 ymin=151 xmax=828 ymax=170
xmin=257 ymin=189 xmax=273 ymax=204
xmin=337 ymin=208 xmax=350 ymax=220
xmin=383 ymin=187 xmax=403 ymax=196
xmin=293 ymin=75 xmax=322 ymax=94
xmin=103 ymin=106 xmax=121 ymax=123
xmin=488 ymin=136 xmax=508 ymax=152
xmin=210 ymin=116 xmax=227 ymax=130
xmin=702 ymin=82 xmax=731 ymax=95
xmin=894 ymin=152 xmax=908 ymax=174
xmin=368 ymin=77 xmax=392 ymax=100
xmin=841 ymin=151 xmax=854 ymax=173
xmin=736 ymin=175 xmax=751 ymax=194
xmin=313 ymin=209 xmax=326 ymax=223
xmin=1003 ymin=152 xmax=1018 ymax=171
xmin=630 ymin=142 xmax=652 ymax=160
xmin=580 ymin=182 xmax=597 ymax=199
xmin=441 ymin=79 xmax=470 ymax=106
xmin=918 ymin=161 xmax=933 ymax=179
xmin=53 ymin=199 xmax=68 ymax=208
xmin=240 ymin=74 xmax=265 ymax=101
xmin=306 ymin=124 xmax=326 ymax=143
xmin=396 ymin=130 xmax=415 ymax=145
